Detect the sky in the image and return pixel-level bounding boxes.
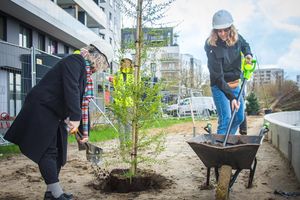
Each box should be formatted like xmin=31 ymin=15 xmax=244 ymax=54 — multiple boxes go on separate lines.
xmin=123 ymin=0 xmax=300 ymax=81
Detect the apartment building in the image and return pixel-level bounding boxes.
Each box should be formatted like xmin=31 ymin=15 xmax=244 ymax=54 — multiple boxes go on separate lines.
xmin=121 ymin=27 xmax=201 ymax=89
xmin=180 ymin=54 xmax=202 ymax=88
xmin=0 ymin=0 xmax=113 ymax=116
xmin=253 ymin=68 xmax=284 ymax=86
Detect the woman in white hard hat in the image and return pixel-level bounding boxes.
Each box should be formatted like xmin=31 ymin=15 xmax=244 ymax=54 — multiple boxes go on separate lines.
xmin=4 ymin=42 xmax=110 ymax=200
xmin=204 ymin=9 xmax=253 ymax=135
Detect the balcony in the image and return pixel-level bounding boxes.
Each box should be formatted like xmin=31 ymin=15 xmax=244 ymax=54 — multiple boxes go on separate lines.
xmin=57 ymin=0 xmax=106 ymax=29
xmin=0 ymin=0 xmax=108 ymax=48
xmin=160 ymin=53 xmax=180 ymax=62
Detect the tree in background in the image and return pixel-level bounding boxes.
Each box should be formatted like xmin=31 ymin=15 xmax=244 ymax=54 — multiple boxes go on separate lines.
xmin=246 ymin=92 xmax=260 ymax=115
xmin=253 ymin=80 xmax=300 ymax=111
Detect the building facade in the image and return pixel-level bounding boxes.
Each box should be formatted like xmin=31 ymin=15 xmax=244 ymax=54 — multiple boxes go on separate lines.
xmin=253 ymin=68 xmax=284 ymax=86
xmin=121 ymin=27 xmax=201 ymax=91
xmin=0 ymin=0 xmax=114 ymax=116
xmin=96 ymin=0 xmax=121 ymax=72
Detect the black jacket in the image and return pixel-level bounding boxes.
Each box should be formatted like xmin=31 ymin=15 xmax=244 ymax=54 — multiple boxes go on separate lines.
xmin=204 ymin=34 xmax=252 ymax=100
xmin=4 ymin=54 xmax=87 ymax=165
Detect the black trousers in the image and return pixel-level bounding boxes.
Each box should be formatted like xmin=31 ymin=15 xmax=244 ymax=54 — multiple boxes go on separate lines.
xmin=38 ymin=130 xmax=63 ymax=184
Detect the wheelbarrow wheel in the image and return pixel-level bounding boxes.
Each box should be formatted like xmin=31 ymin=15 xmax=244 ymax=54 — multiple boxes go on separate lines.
xmin=216 ymin=165 xmax=232 ymax=200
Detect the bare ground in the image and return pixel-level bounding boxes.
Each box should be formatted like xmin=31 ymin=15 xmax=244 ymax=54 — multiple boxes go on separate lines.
xmin=0 ymin=116 xmax=300 ymax=200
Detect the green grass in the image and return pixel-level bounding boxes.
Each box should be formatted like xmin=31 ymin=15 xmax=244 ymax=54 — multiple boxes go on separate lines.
xmin=0 ymin=144 xmax=21 ymax=158
xmin=143 ymin=117 xmax=193 ymax=129
xmin=0 ymin=117 xmax=194 ymax=156
xmin=68 ymin=125 xmax=119 ymax=143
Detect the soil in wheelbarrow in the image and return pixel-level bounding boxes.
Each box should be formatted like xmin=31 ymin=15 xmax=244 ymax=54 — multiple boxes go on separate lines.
xmin=89 ymin=167 xmax=174 ymax=193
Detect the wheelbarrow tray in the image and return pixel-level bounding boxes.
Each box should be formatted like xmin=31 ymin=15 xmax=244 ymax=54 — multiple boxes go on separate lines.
xmin=187 ymin=134 xmax=263 ymax=169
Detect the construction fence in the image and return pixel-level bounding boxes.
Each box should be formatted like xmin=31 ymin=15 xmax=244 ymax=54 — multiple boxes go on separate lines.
xmin=0 ymin=41 xmax=110 ymax=145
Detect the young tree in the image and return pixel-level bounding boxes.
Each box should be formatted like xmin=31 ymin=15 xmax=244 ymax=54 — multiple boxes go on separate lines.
xmin=113 ymin=0 xmax=175 ymax=176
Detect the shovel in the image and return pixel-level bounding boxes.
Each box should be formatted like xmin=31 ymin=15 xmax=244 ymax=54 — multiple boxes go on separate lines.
xmin=76 ymin=130 xmax=103 ymax=165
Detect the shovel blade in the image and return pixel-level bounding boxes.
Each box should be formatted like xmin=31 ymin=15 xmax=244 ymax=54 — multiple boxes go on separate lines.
xmin=85 ymin=143 xmax=103 ymax=165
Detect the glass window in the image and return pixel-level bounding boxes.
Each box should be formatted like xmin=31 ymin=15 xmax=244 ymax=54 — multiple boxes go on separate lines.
xmin=8 ymin=72 xmax=21 ymax=116
xmin=78 ymin=11 xmax=86 ymax=25
xmin=38 ymin=33 xmax=45 ymax=51
xmin=0 ymin=15 xmax=6 ymax=41
xmin=19 ymin=25 xmax=32 ymax=48
xmin=48 ymin=39 xmax=58 ymax=54
xmin=64 ymin=45 xmax=69 ymax=54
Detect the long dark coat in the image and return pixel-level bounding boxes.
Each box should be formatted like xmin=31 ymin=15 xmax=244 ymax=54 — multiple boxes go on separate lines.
xmin=4 ymin=54 xmax=87 ymax=166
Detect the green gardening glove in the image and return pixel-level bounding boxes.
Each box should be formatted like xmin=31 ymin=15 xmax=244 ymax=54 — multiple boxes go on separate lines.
xmin=242 ymin=59 xmax=256 ymax=80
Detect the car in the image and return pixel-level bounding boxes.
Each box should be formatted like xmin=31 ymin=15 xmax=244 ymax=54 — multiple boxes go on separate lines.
xmin=166 ymin=97 xmax=216 ymax=117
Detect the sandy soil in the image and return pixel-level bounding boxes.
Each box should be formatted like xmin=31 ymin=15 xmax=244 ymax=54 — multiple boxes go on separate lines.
xmin=0 ymin=116 xmax=300 ymax=200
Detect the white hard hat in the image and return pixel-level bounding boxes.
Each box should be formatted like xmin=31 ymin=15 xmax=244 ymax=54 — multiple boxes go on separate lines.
xmin=212 ymin=10 xmax=233 ymax=29
xmin=122 ymin=52 xmax=133 ymax=62
xmin=90 ymin=40 xmax=114 ymax=63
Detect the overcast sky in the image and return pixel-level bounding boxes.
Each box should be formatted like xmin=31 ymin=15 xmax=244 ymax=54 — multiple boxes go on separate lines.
xmin=160 ymin=0 xmax=300 ymax=80
xmin=123 ymin=0 xmax=300 ymax=81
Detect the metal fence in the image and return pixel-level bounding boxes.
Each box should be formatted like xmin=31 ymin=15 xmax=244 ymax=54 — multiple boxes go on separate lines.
xmin=0 ymin=41 xmax=110 ymax=145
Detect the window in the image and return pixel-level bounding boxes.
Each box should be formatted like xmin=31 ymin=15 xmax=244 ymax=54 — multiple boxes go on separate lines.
xmin=109 ymin=37 xmax=112 ymax=45
xmin=9 ymin=72 xmax=21 ymax=116
xmin=93 ymin=0 xmax=99 ymax=5
xmin=169 ymin=63 xmax=175 ymax=70
xmin=48 ymin=39 xmax=57 ymax=54
xmin=38 ymin=33 xmax=45 ymax=51
xmin=64 ymin=45 xmax=69 ymax=54
xmin=100 ymin=6 xmax=105 ymax=12
xmin=78 ymin=11 xmax=86 ymax=25
xmin=0 ymin=15 xmax=6 ymax=41
xmin=19 ymin=25 xmax=32 ymax=48
xmin=109 ymin=12 xmax=113 ymax=30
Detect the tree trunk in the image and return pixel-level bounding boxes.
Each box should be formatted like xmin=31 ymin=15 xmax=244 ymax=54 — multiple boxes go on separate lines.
xmin=131 ymin=0 xmax=143 ymax=176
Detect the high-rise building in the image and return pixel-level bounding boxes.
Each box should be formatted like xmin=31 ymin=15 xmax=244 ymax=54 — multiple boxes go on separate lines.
xmin=253 ymin=68 xmax=284 ymax=86
xmin=96 ymin=0 xmax=121 ymax=72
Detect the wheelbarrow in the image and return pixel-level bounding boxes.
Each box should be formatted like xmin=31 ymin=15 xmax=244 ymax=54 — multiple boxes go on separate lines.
xmin=187 ymin=123 xmax=269 ymax=199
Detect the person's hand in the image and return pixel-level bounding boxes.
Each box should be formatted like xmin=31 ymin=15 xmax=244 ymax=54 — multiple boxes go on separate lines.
xmin=245 ymin=54 xmax=253 ymax=64
xmin=78 ymin=137 xmax=88 ymax=144
xmin=68 ymin=121 xmax=80 ymax=134
xmin=231 ymin=99 xmax=240 ymax=111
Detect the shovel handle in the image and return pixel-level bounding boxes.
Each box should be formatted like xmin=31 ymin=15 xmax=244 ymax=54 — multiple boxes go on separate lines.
xmin=223 ymin=79 xmax=247 ymax=146
xmin=75 ymin=130 xmax=90 ymax=149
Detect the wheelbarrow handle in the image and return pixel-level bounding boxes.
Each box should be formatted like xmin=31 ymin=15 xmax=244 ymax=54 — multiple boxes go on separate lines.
xmin=204 ymin=123 xmax=212 ymax=134
xmin=259 ymin=122 xmax=270 ymax=137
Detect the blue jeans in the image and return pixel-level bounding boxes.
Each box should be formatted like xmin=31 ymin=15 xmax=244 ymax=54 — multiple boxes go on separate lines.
xmin=211 ymin=85 xmax=244 ymax=135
